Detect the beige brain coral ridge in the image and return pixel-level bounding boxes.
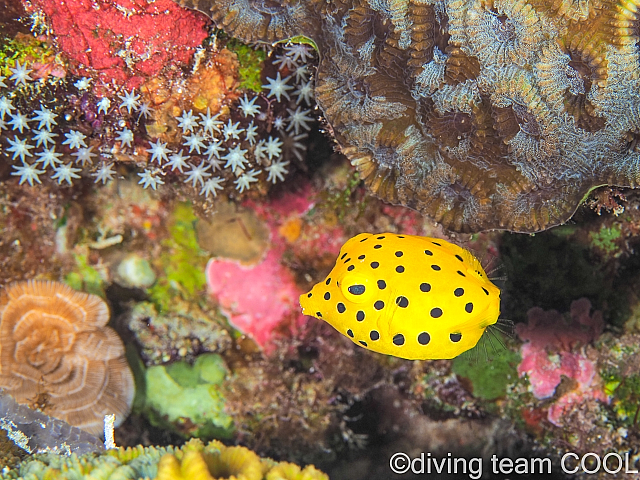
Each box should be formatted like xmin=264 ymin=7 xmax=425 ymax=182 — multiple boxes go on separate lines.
xmin=0 ymin=280 xmax=134 ymax=436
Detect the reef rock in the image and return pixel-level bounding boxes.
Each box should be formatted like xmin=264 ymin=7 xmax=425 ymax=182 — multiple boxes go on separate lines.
xmin=177 ymin=0 xmax=640 ymax=232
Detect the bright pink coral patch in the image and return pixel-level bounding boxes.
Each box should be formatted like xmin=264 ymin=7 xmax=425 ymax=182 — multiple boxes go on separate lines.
xmin=206 ymin=250 xmax=304 ymax=350
xmin=26 ymin=0 xmax=208 ymax=88
xmin=517 ymin=299 xmax=607 ymax=426
xmin=206 ymin=185 xmax=322 ymax=352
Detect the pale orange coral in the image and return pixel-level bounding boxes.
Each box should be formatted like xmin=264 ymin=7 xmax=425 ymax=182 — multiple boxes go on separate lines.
xmin=0 ymin=280 xmax=134 ymax=436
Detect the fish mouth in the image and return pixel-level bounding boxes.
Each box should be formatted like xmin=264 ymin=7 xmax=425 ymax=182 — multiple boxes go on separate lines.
xmin=299 ymin=291 xmax=312 ymax=315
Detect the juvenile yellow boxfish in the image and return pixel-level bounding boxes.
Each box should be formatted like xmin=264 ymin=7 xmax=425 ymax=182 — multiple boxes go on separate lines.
xmin=299 ymin=233 xmax=502 ymax=360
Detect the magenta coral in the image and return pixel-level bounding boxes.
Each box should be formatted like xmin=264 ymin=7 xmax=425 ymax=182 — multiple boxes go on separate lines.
xmin=517 ymin=299 xmax=607 ymax=426
xmin=206 ymin=250 xmax=304 ymax=351
xmin=26 ymin=0 xmax=209 ymax=88
xmin=206 ymin=186 xmax=321 ymax=351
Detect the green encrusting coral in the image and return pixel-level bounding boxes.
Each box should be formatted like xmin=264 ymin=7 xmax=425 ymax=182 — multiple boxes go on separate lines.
xmin=142 ymin=354 xmax=234 ymax=439
xmin=589 ymin=224 xmax=623 ymax=258
xmin=0 ymin=438 xmax=329 ymax=480
xmin=148 ymin=202 xmax=208 ymax=312
xmin=0 ymin=33 xmax=65 ymax=77
xmin=226 ymin=38 xmax=266 ymax=93
xmin=64 ymin=251 xmax=107 ymax=298
xmin=601 ymin=367 xmax=640 ymax=428
xmin=452 ymin=350 xmax=521 ymax=401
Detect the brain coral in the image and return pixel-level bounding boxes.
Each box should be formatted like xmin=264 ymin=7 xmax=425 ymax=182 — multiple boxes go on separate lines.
xmin=176 ymin=0 xmax=640 ymax=232
xmin=0 ymin=280 xmax=134 ymax=436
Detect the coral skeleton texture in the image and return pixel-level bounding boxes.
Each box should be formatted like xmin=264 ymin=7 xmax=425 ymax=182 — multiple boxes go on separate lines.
xmin=179 ymin=0 xmax=640 ymax=232
xmin=0 ymin=281 xmax=134 ymax=436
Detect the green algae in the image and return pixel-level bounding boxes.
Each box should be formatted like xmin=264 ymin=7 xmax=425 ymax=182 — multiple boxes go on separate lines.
xmin=601 ymin=370 xmax=640 ymax=427
xmin=589 ymin=224 xmax=622 ymax=257
xmin=227 ymin=39 xmax=266 ymax=93
xmin=142 ymin=354 xmax=234 ymax=440
xmin=64 ymin=252 xmax=106 ymax=298
xmin=276 ymin=36 xmax=319 ymax=51
xmin=323 ymin=169 xmax=367 ymax=222
xmin=452 ymin=349 xmax=521 ymax=401
xmin=0 ymin=34 xmax=63 ymax=78
xmin=148 ymin=202 xmax=208 ymax=312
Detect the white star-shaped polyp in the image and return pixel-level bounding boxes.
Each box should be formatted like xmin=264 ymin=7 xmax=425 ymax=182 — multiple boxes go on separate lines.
xmin=166 ymin=150 xmax=190 ymax=173
xmin=262 ymin=72 xmax=293 ymax=102
xmin=222 ymin=119 xmax=244 ymax=141
xmin=234 ymin=169 xmax=260 ymax=193
xmin=223 ymin=145 xmax=248 ymax=174
xmin=183 ymin=132 xmax=206 ymax=154
xmin=97 ymin=97 xmax=111 ymax=115
xmin=199 ymin=108 xmax=222 ymax=136
xmin=52 ymin=163 xmax=82 ymax=185
xmin=72 ymin=146 xmax=97 ymax=166
xmin=63 ymin=130 xmax=88 ymax=150
xmin=8 ymin=111 xmax=31 ymax=133
xmin=177 ymin=109 xmax=199 ymax=133
xmin=146 ymin=139 xmax=170 ymax=165
xmin=118 ymin=89 xmax=140 ymax=113
xmin=204 ymin=139 xmax=224 ymax=162
xmin=138 ymin=169 xmax=165 ymax=190
xmin=294 ymin=80 xmax=314 ymax=105
xmin=33 ymin=129 xmax=58 ymax=147
xmin=284 ymin=43 xmax=315 ymax=63
xmin=116 ymin=128 xmax=134 ymax=148
xmin=286 ymin=106 xmax=314 ymax=135
xmin=0 ymin=96 xmax=15 ymax=119
xmin=36 ymin=146 xmax=63 ymax=169
xmin=265 ymin=158 xmax=290 ymax=184
xmin=245 ymin=122 xmax=258 ymax=146
xmin=31 ymin=106 xmax=58 ymax=130
xmin=9 ymin=60 xmax=33 ymax=86
xmin=238 ymin=94 xmax=261 ymax=118
xmin=74 ymin=77 xmax=92 ymax=90
xmin=264 ymin=136 xmax=283 ymax=160
xmin=92 ymin=162 xmax=117 ymax=184
xmin=200 ymin=177 xmax=225 ymax=198
xmin=6 ymin=136 xmax=34 ymax=162
xmin=11 ymin=162 xmax=43 ymax=186
xmin=184 ymin=160 xmax=212 ymax=187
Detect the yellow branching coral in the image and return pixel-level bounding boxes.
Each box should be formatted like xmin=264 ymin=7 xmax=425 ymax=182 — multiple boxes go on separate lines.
xmin=0 ymin=280 xmax=134 ymax=436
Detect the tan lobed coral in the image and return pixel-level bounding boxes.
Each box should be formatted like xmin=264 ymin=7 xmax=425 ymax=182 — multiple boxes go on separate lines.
xmin=0 ymin=280 xmax=134 ymax=436
xmin=176 ymin=0 xmax=640 ymax=233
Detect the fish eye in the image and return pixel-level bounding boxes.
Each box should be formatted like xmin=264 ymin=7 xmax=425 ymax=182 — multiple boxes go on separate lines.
xmin=340 ymin=273 xmax=374 ymax=303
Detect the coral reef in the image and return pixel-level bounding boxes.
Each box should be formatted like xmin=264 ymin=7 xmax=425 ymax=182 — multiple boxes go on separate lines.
xmin=127 ymin=301 xmax=232 ymax=365
xmin=0 ymin=437 xmax=328 ymax=480
xmin=182 ymin=0 xmax=640 ymax=233
xmin=0 ymin=280 xmax=134 ymax=436
xmin=0 ymin=25 xmax=316 ymax=201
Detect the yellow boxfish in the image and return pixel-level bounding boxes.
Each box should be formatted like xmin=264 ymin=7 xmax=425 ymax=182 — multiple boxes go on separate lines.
xmin=299 ymin=233 xmax=501 ymax=360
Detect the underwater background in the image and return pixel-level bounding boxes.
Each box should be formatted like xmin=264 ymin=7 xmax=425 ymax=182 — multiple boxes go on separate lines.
xmin=1 ymin=0 xmax=640 ymax=478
